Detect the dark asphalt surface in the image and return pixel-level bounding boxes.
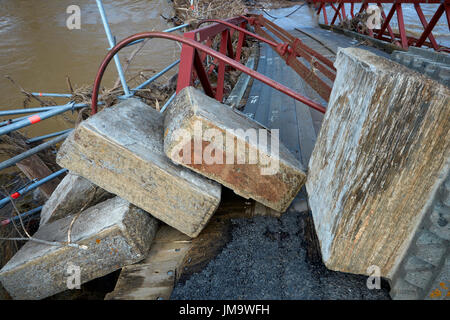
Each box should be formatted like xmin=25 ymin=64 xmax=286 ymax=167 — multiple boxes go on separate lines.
xmin=171 ymin=210 xmax=391 ymax=300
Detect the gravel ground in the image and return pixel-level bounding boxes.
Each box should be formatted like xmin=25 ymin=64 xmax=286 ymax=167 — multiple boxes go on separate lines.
xmin=171 ymin=210 xmax=391 ymax=300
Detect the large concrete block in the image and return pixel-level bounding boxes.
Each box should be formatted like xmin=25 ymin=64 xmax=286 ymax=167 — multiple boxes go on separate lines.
xmin=40 ymin=172 xmax=113 ymax=226
xmin=164 ymin=87 xmax=306 ymax=212
xmin=0 ymin=197 xmax=158 ymax=300
xmin=56 ymin=98 xmax=221 ymax=237
xmin=306 ymin=48 xmax=450 ymax=278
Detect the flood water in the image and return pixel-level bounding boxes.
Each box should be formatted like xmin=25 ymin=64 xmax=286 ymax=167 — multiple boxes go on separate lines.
xmin=0 ymin=1 xmax=448 ymax=139
xmin=0 ymin=0 xmax=181 ymax=137
xmin=320 ymin=3 xmax=450 ymax=47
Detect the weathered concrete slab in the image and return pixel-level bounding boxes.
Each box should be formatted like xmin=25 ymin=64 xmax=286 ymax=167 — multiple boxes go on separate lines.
xmin=306 ymin=47 xmax=450 ymax=278
xmin=164 ymin=87 xmax=306 ymax=212
xmin=105 ymin=225 xmax=192 ymax=300
xmin=56 ymin=98 xmax=221 ymax=237
xmin=0 ymin=197 xmax=158 ymax=300
xmin=40 ymin=172 xmax=112 ymax=226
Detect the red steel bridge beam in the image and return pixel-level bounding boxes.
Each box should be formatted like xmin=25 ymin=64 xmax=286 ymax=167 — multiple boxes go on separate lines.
xmin=90 ymin=31 xmax=327 ymax=115
xmin=186 ymin=16 xmax=335 ymax=102
xmin=199 ymin=18 xmax=336 ymax=72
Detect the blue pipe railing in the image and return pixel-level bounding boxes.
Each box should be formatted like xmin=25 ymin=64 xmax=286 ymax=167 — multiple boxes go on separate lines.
xmin=26 ymin=128 xmax=73 ymax=144
xmin=0 ymin=133 xmax=71 ymax=171
xmin=31 ymin=93 xmax=73 ymax=98
xmin=95 ymin=0 xmax=131 ymax=97
xmin=130 ymin=59 xmax=180 ymax=94
xmin=160 ymin=92 xmax=176 ymax=113
xmin=0 ymin=169 xmax=67 ymax=208
xmin=0 ymin=102 xmax=75 ymax=136
xmin=0 ymin=103 xmax=87 ymax=117
xmin=1 ymin=206 xmax=43 ymax=227
xmin=0 ymin=115 xmax=30 ymax=127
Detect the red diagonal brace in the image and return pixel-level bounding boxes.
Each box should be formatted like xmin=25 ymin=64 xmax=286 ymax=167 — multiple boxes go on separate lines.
xmin=416 ymin=3 xmax=445 ymax=48
xmin=193 ymin=49 xmax=215 ymax=98
xmin=414 ymin=3 xmax=439 ymax=50
xmin=377 ymin=3 xmax=396 ymax=41
xmin=331 ymin=3 xmax=343 ymax=25
xmin=377 ymin=3 xmax=396 ymax=44
xmin=395 ymin=3 xmax=409 ymax=49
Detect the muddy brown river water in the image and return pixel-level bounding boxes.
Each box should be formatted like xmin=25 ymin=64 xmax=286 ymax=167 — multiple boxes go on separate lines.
xmin=0 ymin=0 xmax=180 ymax=138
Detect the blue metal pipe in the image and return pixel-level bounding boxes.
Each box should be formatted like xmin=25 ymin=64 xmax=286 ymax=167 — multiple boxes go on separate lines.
xmin=0 ymin=169 xmax=67 ymax=208
xmin=0 ymin=102 xmax=75 ymax=136
xmin=31 ymin=93 xmax=72 ymax=98
xmin=130 ymin=59 xmax=180 ymax=94
xmin=0 ymin=132 xmax=70 ymax=171
xmin=160 ymin=92 xmax=176 ymax=113
xmin=96 ymin=0 xmax=131 ymax=96
xmin=124 ymin=24 xmax=189 ymax=48
xmin=0 ymin=103 xmax=88 ymax=117
xmin=26 ymin=129 xmax=73 ymax=144
xmin=1 ymin=206 xmax=43 ymax=226
xmin=0 ymin=115 xmax=30 ymax=127
xmin=164 ymin=23 xmax=189 ymax=33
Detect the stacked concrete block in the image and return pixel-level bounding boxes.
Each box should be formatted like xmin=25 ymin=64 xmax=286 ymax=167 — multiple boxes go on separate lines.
xmin=164 ymin=86 xmax=307 ymax=212
xmin=39 ymin=172 xmax=113 ymax=226
xmin=391 ymin=49 xmax=450 ymax=87
xmin=56 ymin=98 xmax=221 ymax=237
xmin=0 ymin=197 xmax=158 ymax=300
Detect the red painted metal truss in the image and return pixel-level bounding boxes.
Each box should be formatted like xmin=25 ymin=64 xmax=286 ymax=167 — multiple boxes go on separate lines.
xmin=244 ymin=14 xmax=336 ymax=101
xmin=177 ymin=16 xmax=335 ymax=103
xmin=309 ymin=0 xmax=450 ymax=52
xmin=91 ymin=17 xmax=334 ymax=115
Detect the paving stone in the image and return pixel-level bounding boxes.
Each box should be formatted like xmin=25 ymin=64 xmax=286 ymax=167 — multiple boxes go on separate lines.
xmin=390 ymin=278 xmax=420 ymax=300
xmin=405 ymin=270 xmax=434 ymax=289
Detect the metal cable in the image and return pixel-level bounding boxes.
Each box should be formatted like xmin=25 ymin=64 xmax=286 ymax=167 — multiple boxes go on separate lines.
xmin=261 ymin=3 xmax=306 ymax=20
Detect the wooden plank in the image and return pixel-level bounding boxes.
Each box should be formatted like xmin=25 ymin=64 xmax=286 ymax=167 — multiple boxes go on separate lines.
xmin=254 ymin=45 xmax=275 ymax=126
xmin=105 ymin=226 xmax=192 ymax=300
xmin=244 ymin=43 xmax=268 ymax=119
xmin=16 ymin=155 xmax=60 ymax=199
xmin=106 ymin=191 xmax=256 ymax=300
